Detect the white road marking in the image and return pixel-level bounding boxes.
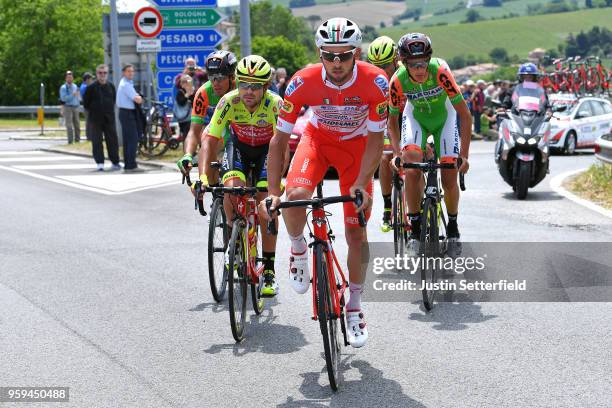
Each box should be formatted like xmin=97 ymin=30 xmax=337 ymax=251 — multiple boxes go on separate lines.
xmin=0 ymin=150 xmax=44 ymax=155
xmin=0 ymin=156 xmax=86 ymax=162
xmin=0 ymin=164 xmax=178 ymax=195
xmin=550 ymin=168 xmax=612 ymax=219
xmin=57 ymin=173 xmax=179 ymax=193
xmin=14 ymin=164 xmax=98 ymax=170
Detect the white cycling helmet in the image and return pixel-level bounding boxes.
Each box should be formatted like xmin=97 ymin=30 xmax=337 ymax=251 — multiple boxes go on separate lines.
xmin=315 ymin=17 xmax=362 ymax=49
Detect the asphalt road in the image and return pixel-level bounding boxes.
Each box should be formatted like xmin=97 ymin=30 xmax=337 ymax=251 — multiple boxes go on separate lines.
xmin=1 ymin=137 xmax=611 ymax=407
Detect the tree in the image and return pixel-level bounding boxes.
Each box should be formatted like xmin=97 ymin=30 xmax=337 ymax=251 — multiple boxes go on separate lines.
xmin=484 ymin=0 xmax=503 ymax=5
xmin=252 ymin=36 xmax=309 ymax=75
xmin=0 ymin=0 xmax=104 ymax=105
xmin=489 ymin=47 xmax=509 ymax=63
xmin=463 ymin=9 xmax=483 ymax=23
xmin=361 ymin=25 xmax=379 ymax=42
xmin=231 ymin=0 xmax=315 ymax=55
xmin=585 ymin=0 xmax=593 ymax=7
xmin=305 ymin=15 xmax=321 ymax=30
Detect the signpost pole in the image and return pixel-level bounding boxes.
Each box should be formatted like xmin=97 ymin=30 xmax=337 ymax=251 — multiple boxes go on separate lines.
xmin=240 ymin=0 xmax=251 ymax=56
xmin=146 ymin=53 xmax=152 ymax=105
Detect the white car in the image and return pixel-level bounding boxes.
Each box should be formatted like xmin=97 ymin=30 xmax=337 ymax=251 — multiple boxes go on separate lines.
xmin=548 ymin=95 xmax=612 ymax=154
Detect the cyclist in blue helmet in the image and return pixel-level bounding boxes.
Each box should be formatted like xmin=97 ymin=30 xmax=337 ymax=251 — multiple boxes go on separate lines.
xmin=517 ymin=62 xmax=539 ymax=83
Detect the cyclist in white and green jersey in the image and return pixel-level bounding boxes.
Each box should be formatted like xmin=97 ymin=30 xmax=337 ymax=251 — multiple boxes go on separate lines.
xmin=389 ymin=33 xmax=472 ymax=256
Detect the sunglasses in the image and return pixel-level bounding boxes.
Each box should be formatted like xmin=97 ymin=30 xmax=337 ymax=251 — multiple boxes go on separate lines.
xmin=320 ymin=48 xmax=357 ymax=63
xmin=404 ymin=60 xmax=429 ymax=69
xmin=238 ymin=82 xmax=264 ymax=91
xmin=209 ymin=74 xmax=228 ymax=82
xmin=97 ymin=71 xmax=108 ymax=75
xmin=375 ymin=61 xmax=395 ymax=70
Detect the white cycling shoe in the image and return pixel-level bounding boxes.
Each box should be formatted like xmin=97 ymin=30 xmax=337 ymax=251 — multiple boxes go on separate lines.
xmin=406 ymin=237 xmax=420 ymax=257
xmin=289 ymin=249 xmax=310 ymax=294
xmin=346 ymin=310 xmax=368 ymax=348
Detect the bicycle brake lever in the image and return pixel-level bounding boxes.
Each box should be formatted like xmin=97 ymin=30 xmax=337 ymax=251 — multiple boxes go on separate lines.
xmin=354 ymin=190 xmax=367 ymax=227
xmin=265 ymin=198 xmax=278 ymax=235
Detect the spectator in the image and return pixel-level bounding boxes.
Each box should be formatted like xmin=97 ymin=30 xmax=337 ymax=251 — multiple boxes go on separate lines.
xmin=59 ymin=70 xmax=81 ymax=143
xmin=117 ymin=64 xmax=144 ymax=173
xmin=80 ymin=72 xmax=94 ymax=141
xmin=484 ymin=84 xmax=496 ymax=109
xmin=175 ymin=57 xmax=207 ymax=92
xmin=173 ymin=74 xmax=195 ymax=138
xmin=83 ymin=64 xmax=121 ymax=171
xmin=480 ymin=107 xmax=497 ymax=140
xmin=470 ymin=79 xmax=486 ymax=135
xmin=462 ymin=80 xmax=474 ymax=111
xmin=274 ymin=67 xmax=288 ymax=98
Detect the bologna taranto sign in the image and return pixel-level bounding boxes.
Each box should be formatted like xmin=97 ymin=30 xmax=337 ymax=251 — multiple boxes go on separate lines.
xmin=160 ymin=8 xmax=225 ymax=28
xmin=151 ymin=0 xmax=217 ymax=7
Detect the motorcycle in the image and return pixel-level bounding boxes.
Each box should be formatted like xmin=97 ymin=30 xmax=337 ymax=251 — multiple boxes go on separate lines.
xmin=494 ymin=82 xmax=560 ymax=199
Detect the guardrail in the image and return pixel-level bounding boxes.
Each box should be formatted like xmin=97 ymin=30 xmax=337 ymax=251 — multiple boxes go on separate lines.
xmin=0 ymin=106 xmax=83 ymax=115
xmin=595 ymin=133 xmax=612 ymax=165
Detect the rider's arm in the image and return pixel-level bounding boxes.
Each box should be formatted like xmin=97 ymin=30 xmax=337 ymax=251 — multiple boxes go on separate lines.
xmin=200 ymin=132 xmax=221 ymax=183
xmin=387 ymin=113 xmax=401 ymax=156
xmin=183 ymin=86 xmax=209 ymax=156
xmin=203 ymin=96 xmax=232 ymax=183
xmin=267 ymin=129 xmax=290 ymax=197
xmin=354 ymin=130 xmax=385 ymax=188
xmin=388 ymin=73 xmax=404 ymax=156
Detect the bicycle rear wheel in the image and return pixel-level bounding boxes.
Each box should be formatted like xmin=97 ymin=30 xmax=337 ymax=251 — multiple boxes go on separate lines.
xmin=315 ymin=244 xmax=340 ymax=391
xmin=250 ymin=222 xmax=264 ymax=315
xmin=419 ymin=197 xmax=440 ymax=311
xmin=208 ymin=196 xmax=228 ymax=302
xmin=228 ymin=224 xmax=248 ymax=342
xmin=392 ymin=180 xmax=407 ymax=258
xmin=139 ymin=114 xmax=170 ymax=157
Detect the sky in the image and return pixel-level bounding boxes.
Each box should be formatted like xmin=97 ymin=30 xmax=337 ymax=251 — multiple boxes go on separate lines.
xmin=117 ymin=0 xmax=239 ymax=12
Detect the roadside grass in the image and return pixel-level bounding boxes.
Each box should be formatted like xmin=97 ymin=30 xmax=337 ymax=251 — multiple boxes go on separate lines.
xmin=0 ymin=117 xmax=85 ymax=130
xmin=565 ymin=163 xmax=612 ymax=210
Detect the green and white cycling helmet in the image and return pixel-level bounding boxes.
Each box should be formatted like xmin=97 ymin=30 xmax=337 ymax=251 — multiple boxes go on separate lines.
xmin=315 ymin=17 xmax=362 ymax=49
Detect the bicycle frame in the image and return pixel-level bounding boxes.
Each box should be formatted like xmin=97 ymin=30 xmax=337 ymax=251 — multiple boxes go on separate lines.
xmin=309 ymin=204 xmax=348 ymax=323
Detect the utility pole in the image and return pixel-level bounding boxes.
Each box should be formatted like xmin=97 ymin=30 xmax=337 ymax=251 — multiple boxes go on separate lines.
xmin=240 ymin=0 xmax=251 ymax=56
xmin=109 ymin=0 xmax=122 ymax=141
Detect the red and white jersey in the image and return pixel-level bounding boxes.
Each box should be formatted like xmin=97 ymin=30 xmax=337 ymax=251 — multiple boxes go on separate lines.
xmin=277 ymin=61 xmax=389 ymax=141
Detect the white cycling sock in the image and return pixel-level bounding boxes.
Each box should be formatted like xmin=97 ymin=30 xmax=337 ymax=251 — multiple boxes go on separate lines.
xmin=289 ymin=233 xmax=307 ymax=254
xmin=347 ymin=282 xmax=363 ymax=311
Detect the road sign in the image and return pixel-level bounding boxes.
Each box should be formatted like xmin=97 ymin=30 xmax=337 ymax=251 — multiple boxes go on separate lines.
xmin=157 ymin=70 xmax=182 ymax=89
xmin=151 ymin=0 xmax=217 ymax=8
xmin=157 ymin=49 xmax=214 ymax=69
xmin=137 ymin=39 xmax=162 ymax=53
xmin=160 ymin=8 xmax=225 ymax=28
xmin=158 ymin=28 xmax=225 ymax=49
xmin=157 ymin=89 xmax=175 ymax=107
xmin=133 ymin=7 xmax=163 ymax=38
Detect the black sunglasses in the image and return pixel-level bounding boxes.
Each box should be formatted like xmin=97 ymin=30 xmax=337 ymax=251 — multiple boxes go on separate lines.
xmin=238 ymin=82 xmax=264 ymax=91
xmin=320 ymin=49 xmax=357 ymax=63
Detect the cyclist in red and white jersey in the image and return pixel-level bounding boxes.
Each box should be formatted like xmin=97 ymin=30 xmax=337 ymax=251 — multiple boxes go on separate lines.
xmin=263 ymin=18 xmax=388 ymax=348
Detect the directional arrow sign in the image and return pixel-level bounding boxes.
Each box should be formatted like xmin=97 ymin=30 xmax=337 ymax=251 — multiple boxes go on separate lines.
xmin=151 ymin=0 xmax=217 ymax=8
xmin=158 ymin=28 xmax=225 ymax=49
xmin=157 ymin=49 xmax=214 ymax=69
xmin=160 ymin=8 xmax=225 ymax=28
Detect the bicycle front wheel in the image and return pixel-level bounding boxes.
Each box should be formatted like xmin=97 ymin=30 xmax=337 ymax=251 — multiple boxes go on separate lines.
xmin=392 ymin=181 xmax=407 ymax=258
xmin=419 ymin=197 xmax=440 ymax=311
xmin=228 ymin=224 xmax=248 ymax=342
xmin=208 ymin=196 xmax=228 ymax=302
xmin=315 ymin=244 xmax=340 ymax=391
xmin=250 ymin=222 xmax=264 ymax=315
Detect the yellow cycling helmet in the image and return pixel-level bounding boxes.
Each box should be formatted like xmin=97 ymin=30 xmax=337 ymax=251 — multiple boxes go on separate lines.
xmin=367 ymin=36 xmax=397 ymax=66
xmin=235 ymin=55 xmax=272 ymax=83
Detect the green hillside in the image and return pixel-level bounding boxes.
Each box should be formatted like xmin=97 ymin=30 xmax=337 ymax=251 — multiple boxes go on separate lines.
xmin=380 ymin=8 xmax=612 ymax=61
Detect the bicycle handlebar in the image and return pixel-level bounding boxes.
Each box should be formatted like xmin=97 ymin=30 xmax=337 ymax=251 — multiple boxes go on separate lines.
xmin=265 ymin=191 xmax=367 ymax=235
xmin=394 ymin=157 xmax=466 ymax=191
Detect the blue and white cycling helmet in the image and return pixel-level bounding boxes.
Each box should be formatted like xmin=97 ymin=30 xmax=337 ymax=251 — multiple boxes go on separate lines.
xmin=517 ymin=63 xmax=538 ymax=80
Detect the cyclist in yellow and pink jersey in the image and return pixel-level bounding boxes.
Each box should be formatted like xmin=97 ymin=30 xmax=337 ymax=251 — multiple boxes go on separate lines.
xmin=201 ymin=55 xmax=284 ymax=297
xmin=263 ymin=18 xmax=389 ymax=349
xmin=389 ymin=33 xmax=472 ymax=257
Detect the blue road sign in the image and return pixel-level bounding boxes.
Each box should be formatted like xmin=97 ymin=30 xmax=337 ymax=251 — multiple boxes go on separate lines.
xmin=157 ymin=70 xmax=182 ymax=89
xmin=158 ymin=28 xmax=224 ymax=49
xmin=157 ymin=49 xmax=214 ymax=69
xmin=157 ymin=89 xmax=175 ymax=107
xmin=151 ymin=0 xmax=217 ymax=8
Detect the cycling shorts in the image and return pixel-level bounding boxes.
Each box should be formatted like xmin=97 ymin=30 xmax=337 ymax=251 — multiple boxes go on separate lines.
xmin=286 ymin=125 xmax=373 ymax=228
xmin=401 ymin=98 xmax=459 ymax=161
xmin=221 ymin=131 xmax=268 ymax=187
